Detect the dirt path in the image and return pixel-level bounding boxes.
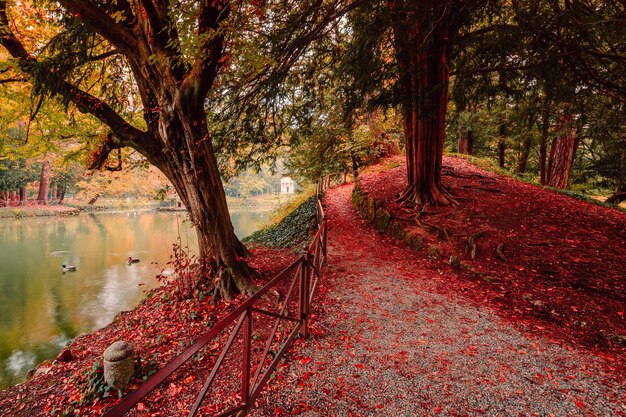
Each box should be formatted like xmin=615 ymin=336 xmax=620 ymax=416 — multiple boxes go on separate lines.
xmin=252 ymin=183 xmax=625 ymax=416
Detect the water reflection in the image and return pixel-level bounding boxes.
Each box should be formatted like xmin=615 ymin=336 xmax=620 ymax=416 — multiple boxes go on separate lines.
xmin=0 ymin=209 xmax=269 ymax=388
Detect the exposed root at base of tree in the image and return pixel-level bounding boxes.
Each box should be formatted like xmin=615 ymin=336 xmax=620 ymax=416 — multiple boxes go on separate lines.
xmin=394 ymin=185 xmax=458 ymax=209
xmin=495 ymin=242 xmax=508 ymax=262
xmin=422 ymin=222 xmax=451 ymax=241
xmin=211 ymin=262 xmax=259 ymax=303
xmin=466 ymin=231 xmax=487 ymax=259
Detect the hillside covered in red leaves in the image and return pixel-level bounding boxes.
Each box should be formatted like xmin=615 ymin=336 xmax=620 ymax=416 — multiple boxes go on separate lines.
xmin=358 ymin=155 xmax=626 ymax=356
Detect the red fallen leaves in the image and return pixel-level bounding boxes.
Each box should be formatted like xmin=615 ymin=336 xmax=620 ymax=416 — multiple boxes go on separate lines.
xmin=298 ymin=357 xmax=312 ymax=365
xmin=358 ymin=155 xmax=626 ymax=365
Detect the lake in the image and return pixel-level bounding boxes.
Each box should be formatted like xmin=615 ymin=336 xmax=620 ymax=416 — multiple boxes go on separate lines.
xmin=0 ymin=209 xmax=270 ymax=388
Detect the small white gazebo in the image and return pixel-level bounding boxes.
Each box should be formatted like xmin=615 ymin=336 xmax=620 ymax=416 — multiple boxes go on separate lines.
xmin=280 ymin=177 xmax=295 ymax=194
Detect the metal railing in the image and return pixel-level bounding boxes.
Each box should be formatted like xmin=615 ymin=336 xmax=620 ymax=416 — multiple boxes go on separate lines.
xmin=102 ymin=180 xmax=329 ymax=417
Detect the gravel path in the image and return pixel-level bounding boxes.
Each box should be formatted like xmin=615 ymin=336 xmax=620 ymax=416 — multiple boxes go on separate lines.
xmin=251 ymin=183 xmax=625 ymax=417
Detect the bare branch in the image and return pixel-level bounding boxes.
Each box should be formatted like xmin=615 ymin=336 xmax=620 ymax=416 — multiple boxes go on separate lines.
xmin=0 ymin=76 xmax=27 ymax=84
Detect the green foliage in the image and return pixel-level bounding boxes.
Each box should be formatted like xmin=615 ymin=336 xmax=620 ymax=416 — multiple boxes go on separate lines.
xmin=223 ymin=166 xmax=282 ymax=198
xmin=79 ymin=361 xmax=111 ymax=405
xmin=244 ymin=193 xmax=317 ymax=249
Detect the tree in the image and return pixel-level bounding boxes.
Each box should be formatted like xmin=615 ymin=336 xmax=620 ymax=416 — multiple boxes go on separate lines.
xmin=0 ymin=0 xmax=254 ymax=299
xmin=546 ymin=111 xmax=578 ymax=189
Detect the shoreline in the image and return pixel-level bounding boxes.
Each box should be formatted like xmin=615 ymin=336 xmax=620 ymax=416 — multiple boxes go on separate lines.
xmin=0 ymin=194 xmax=287 ymax=219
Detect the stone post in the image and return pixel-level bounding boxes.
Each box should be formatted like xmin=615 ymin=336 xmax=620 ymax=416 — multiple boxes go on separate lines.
xmin=103 ymin=341 xmax=134 ymax=391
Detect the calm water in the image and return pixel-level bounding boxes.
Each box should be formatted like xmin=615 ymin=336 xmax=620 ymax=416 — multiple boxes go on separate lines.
xmin=0 ymin=209 xmax=269 ymax=388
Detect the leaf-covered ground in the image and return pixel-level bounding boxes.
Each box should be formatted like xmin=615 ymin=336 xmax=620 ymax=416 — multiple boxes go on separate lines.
xmin=1 ymin=156 xmax=624 ymax=416
xmin=250 ymin=174 xmax=625 ymax=416
xmin=359 ymin=155 xmax=626 ymax=354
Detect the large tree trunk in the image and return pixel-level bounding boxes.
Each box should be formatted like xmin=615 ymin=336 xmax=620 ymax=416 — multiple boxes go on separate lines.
xmin=37 ymin=160 xmax=50 ymax=205
xmin=19 ymin=187 xmax=26 ymax=203
xmin=547 ymin=113 xmax=578 ymax=189
xmin=392 ymin=1 xmax=459 ymax=206
xmin=149 ymin=101 xmax=255 ymax=302
xmin=0 ymin=0 xmax=252 ymax=302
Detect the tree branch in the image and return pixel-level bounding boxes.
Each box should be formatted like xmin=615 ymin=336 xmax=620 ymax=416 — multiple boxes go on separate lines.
xmin=88 ymin=133 xmax=128 ymax=170
xmin=0 ymin=76 xmax=27 ymax=84
xmin=56 ymin=0 xmax=137 ymax=53
xmin=181 ymin=0 xmax=231 ymax=107
xmin=137 ymin=0 xmax=185 ymax=81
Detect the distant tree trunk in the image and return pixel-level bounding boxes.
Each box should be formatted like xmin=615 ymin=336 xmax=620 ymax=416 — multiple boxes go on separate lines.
xmin=539 ymin=97 xmax=551 ymax=184
xmin=606 ymin=146 xmax=626 ymax=204
xmin=547 ymin=113 xmax=578 ymax=189
xmin=58 ymin=183 xmax=66 ymax=203
xmin=391 ymin=1 xmax=463 ymax=206
xmin=457 ymin=128 xmax=474 ymax=155
xmin=88 ymin=193 xmax=100 ymax=205
xmin=37 ymin=160 xmax=50 ymax=205
xmin=517 ymin=137 xmax=532 ymax=174
xmin=517 ymin=118 xmax=534 ymax=174
xmin=350 ymin=150 xmax=359 ymax=179
xmin=19 ymin=187 xmax=26 ymax=203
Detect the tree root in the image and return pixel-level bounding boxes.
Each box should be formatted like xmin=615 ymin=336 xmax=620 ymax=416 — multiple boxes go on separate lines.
xmin=458 ymin=185 xmax=501 ymax=193
xmin=211 ymin=261 xmax=259 ymax=304
xmin=495 ymin=242 xmax=508 ymax=262
xmin=475 ymin=187 xmax=503 ymax=194
xmin=422 ymin=222 xmax=451 ymax=241
xmin=466 ymin=231 xmax=486 ymax=259
xmin=443 ymin=168 xmax=494 ymax=182
xmin=525 ymin=241 xmax=553 ymax=246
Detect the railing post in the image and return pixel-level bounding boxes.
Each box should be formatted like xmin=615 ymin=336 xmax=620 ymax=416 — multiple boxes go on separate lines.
xmin=241 ymin=308 xmax=252 ymax=406
xmin=322 ymin=215 xmax=327 ymax=259
xmin=299 ymin=247 xmax=310 ymax=338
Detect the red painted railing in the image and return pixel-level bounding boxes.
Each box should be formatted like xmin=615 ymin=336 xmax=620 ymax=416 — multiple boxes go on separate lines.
xmin=102 ymin=179 xmax=330 ymax=417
